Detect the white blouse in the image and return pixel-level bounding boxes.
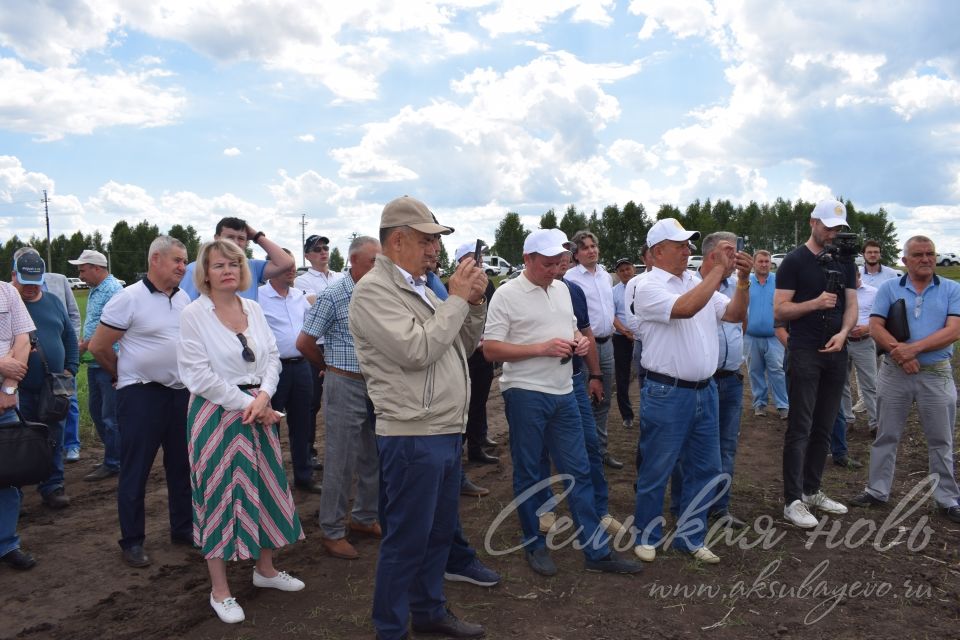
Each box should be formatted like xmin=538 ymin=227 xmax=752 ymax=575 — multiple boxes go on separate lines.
xmin=177 ymin=294 xmax=281 ymax=411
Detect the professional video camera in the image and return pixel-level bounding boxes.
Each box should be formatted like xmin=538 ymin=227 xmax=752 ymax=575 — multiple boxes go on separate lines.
xmin=816 ymin=232 xmax=860 ymax=266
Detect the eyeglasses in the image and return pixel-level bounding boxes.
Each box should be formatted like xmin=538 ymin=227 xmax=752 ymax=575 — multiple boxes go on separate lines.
xmin=914 ymin=295 xmax=923 ymax=320
xmin=236 ymin=333 xmax=255 ymax=363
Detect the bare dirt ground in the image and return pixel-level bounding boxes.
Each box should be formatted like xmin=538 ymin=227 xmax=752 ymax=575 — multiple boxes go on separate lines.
xmin=4 ymin=378 xmax=959 ymax=640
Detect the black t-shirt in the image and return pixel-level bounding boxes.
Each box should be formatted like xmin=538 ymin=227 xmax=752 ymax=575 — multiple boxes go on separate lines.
xmin=775 ymin=245 xmax=856 ymax=350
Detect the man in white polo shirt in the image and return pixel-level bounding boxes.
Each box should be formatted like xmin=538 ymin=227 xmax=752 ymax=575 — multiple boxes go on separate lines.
xmin=483 ymin=228 xmax=641 ymax=578
xmin=89 ymin=236 xmax=193 ymax=569
xmin=565 ymin=230 xmax=623 ymax=470
xmin=840 ymin=269 xmax=879 ymax=438
xmin=632 ymin=219 xmax=751 ymax=565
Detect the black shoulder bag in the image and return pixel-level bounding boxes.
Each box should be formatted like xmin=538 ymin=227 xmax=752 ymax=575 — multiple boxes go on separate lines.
xmin=0 ymin=407 xmax=55 ymax=487
xmin=29 ymin=331 xmax=75 ymax=424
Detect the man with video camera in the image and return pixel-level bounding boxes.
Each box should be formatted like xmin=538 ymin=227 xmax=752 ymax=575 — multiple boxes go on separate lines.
xmin=774 ymin=199 xmax=858 ymax=528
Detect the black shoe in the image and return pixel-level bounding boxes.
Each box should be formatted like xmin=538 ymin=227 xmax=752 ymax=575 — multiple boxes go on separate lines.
xmin=0 ymin=548 xmax=36 ymax=570
xmin=311 ymin=455 xmax=324 ymax=471
xmin=849 ymin=491 xmax=885 ymax=508
xmin=411 ymin=609 xmax=485 ymax=638
xmin=833 ymin=456 xmax=863 ymax=469
xmin=602 ymin=454 xmax=624 ymax=470
xmin=460 ymin=477 xmax=489 ymax=498
xmin=467 ymin=450 xmax=499 ymax=465
xmin=623 ymin=419 xmax=634 ymax=429
xmin=122 ymin=545 xmax=151 ymax=568
xmin=41 ymin=488 xmax=70 ymax=509
xmin=483 ymin=437 xmax=499 ymax=448
xmin=526 ymin=547 xmax=557 ymax=577
xmin=85 ymin=464 xmax=119 ymax=481
xmin=938 ymin=505 xmax=960 ymax=523
xmin=710 ymin=512 xmax=747 ymax=529
xmin=294 ymin=480 xmax=323 ymax=494
xmin=585 ymin=551 xmax=643 ymax=575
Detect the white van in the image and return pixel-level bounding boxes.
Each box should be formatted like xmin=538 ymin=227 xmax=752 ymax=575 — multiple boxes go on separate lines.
xmin=482 ymin=256 xmax=513 ymax=276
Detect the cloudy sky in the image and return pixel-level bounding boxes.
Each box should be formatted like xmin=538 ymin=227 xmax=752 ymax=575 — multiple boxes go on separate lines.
xmin=1 ymin=0 xmax=959 ymax=264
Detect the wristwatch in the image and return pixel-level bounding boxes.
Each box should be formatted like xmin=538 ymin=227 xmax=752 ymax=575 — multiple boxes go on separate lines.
xmin=588 ymin=374 xmax=603 ymax=381
xmin=252 ymin=231 xmax=265 ymax=243
xmin=2 ymin=386 xmax=17 ymax=395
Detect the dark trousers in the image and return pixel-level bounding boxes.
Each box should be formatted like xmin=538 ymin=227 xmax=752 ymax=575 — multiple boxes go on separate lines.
xmin=373 ymin=434 xmax=461 ymax=640
xmin=272 ymin=359 xmax=314 ymax=485
xmin=783 ymin=348 xmax=848 ymax=503
xmin=309 ymin=350 xmax=325 ymax=457
xmin=116 ymin=383 xmax=191 ymax=549
xmin=465 ymin=349 xmax=494 ymax=454
xmin=612 ymin=334 xmax=635 ymax=423
xmin=445 ymin=518 xmax=477 ymax=573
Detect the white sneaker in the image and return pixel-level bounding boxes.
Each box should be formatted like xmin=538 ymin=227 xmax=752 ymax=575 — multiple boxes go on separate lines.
xmin=210 ymin=593 xmax=245 ymax=623
xmin=690 ymin=547 xmax=720 ymax=564
xmin=802 ymin=491 xmax=848 ymax=515
xmin=253 ymin=569 xmax=305 ymax=591
xmin=634 ymin=544 xmax=656 ymax=562
xmin=601 ymin=514 xmax=624 ymax=536
xmin=852 ymin=400 xmax=866 ymax=413
xmin=783 ymin=499 xmax=819 ymax=528
xmin=538 ymin=511 xmax=557 ymax=534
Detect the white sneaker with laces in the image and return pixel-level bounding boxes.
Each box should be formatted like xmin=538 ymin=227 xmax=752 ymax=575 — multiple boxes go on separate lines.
xmin=253 ymin=569 xmax=305 ymax=591
xmin=601 ymin=514 xmax=624 ymax=535
xmin=852 ymin=400 xmax=866 ymax=413
xmin=783 ymin=499 xmax=819 ymax=528
xmin=634 ymin=544 xmax=656 ymax=562
xmin=690 ymin=547 xmax=720 ymax=564
xmin=210 ymin=593 xmax=245 ymax=623
xmin=802 ymin=491 xmax=848 ymax=515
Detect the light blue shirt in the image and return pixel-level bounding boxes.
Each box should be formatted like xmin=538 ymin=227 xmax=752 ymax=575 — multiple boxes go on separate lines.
xmin=84 ymin=274 xmax=124 ymax=365
xmin=612 ymin=281 xmax=630 ymax=335
xmin=696 ymin=271 xmax=744 ymax=372
xmin=180 ymin=259 xmax=268 ymax=301
xmin=871 ymin=274 xmax=960 ymax=366
xmin=301 ymin=273 xmax=361 ymax=373
xmin=746 ymin=272 xmax=776 ymax=338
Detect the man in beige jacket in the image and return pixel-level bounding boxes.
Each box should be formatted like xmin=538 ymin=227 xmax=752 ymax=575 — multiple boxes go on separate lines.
xmin=349 ymin=196 xmax=487 ymax=640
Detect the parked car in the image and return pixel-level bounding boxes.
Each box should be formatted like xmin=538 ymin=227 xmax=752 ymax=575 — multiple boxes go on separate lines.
xmin=481 ymin=255 xmax=514 ymax=277
xmin=770 ymin=254 xmax=787 ymax=269
xmin=67 ymin=277 xmax=87 ymax=290
xmin=687 ymin=255 xmax=703 ymax=270
xmin=937 ymin=252 xmax=960 ymax=266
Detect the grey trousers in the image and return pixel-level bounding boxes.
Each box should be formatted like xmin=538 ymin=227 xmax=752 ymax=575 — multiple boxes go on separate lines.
xmin=842 ymin=337 xmax=879 ymax=429
xmin=594 ymin=338 xmax=615 ymax=456
xmin=866 ymin=358 xmax=960 ymax=508
xmin=319 ymin=370 xmax=379 ymax=539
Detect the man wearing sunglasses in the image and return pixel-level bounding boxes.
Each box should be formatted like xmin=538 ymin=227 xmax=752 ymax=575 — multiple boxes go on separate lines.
xmin=850 ymin=236 xmax=960 ymax=523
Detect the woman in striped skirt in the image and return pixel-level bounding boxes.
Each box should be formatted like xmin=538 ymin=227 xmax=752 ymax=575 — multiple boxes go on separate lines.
xmin=177 ymin=239 xmax=305 ymax=624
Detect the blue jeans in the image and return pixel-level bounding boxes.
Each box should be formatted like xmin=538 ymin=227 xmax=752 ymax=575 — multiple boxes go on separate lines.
xmin=535 ymin=372 xmax=610 ymax=519
xmin=747 ymin=335 xmax=789 ymax=410
xmin=635 ymin=378 xmax=720 ymax=552
xmin=373 ymin=434 xmax=461 ymax=640
xmin=18 ymin=388 xmax=65 ymax=497
xmin=88 ymin=366 xmax=120 ymax=471
xmin=0 ymin=408 xmax=22 ymax=556
xmin=503 ymin=387 xmax=608 ymax=561
xmin=830 ymin=411 xmax=848 ymax=459
xmin=63 ymin=394 xmax=80 ymax=451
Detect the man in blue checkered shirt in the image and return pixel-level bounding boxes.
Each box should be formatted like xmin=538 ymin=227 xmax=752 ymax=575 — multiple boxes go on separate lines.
xmin=296 ymin=236 xmax=382 ymax=560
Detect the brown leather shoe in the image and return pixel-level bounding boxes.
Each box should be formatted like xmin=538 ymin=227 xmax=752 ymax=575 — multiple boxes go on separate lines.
xmin=321 ymin=537 xmax=359 ymax=560
xmin=349 ymin=521 xmax=382 ymax=538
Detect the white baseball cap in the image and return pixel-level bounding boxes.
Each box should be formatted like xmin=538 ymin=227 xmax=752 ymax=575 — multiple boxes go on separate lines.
xmin=454 ymin=241 xmax=478 ymax=263
xmin=523 ymin=228 xmax=571 ymax=257
xmin=67 ymin=249 xmax=108 ymax=268
xmin=810 ymin=199 xmax=849 ymax=228
xmin=647 ymin=218 xmax=700 ymax=248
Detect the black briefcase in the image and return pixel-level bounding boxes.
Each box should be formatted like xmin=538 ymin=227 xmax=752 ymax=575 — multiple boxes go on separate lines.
xmin=877 ymin=298 xmax=910 ymax=355
xmin=0 ymin=408 xmax=56 ymax=487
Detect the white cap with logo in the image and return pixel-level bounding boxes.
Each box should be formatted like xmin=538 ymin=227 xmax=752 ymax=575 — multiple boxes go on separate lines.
xmin=810 ymin=199 xmax=849 ymax=228
xmin=523 ymin=229 xmax=571 ymax=257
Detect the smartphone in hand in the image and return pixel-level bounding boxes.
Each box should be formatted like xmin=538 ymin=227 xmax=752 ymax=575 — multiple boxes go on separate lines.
xmin=736 ymin=236 xmax=745 ymax=252
xmin=474 ymin=239 xmax=483 ymax=265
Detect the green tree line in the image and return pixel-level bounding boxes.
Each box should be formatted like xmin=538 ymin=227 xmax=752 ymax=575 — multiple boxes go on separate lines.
xmin=487 ymin=197 xmax=899 ymax=269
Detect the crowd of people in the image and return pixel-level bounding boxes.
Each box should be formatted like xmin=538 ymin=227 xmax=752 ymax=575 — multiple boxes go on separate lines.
xmin=0 ymin=197 xmax=958 ymax=639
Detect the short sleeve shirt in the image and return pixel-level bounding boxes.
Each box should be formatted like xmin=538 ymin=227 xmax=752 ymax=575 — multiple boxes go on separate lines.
xmin=775 ymin=245 xmax=856 ymax=350
xmin=0 ymin=282 xmax=35 ymax=354
xmin=181 ymin=259 xmax=268 ymax=301
xmin=871 ymin=274 xmax=960 ymax=365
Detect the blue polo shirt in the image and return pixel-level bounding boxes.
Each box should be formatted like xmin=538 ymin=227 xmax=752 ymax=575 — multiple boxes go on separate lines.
xmin=180 ymin=258 xmax=268 ymax=301
xmin=871 ymin=274 xmax=960 ymax=365
xmin=563 ymin=278 xmax=591 ymax=375
xmin=746 ymin=272 xmax=776 ymax=337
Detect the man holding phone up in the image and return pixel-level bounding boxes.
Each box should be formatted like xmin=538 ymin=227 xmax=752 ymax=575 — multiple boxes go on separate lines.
xmin=483 ymin=229 xmax=641 ymax=577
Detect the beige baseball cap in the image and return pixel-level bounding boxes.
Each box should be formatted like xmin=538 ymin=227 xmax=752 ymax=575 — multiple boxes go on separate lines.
xmin=380 ymin=196 xmax=454 ymax=235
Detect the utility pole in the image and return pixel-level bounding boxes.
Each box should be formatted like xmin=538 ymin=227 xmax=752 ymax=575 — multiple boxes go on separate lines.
xmin=42 ymin=190 xmax=52 ymax=268
xmin=299 ymin=213 xmax=308 ymax=267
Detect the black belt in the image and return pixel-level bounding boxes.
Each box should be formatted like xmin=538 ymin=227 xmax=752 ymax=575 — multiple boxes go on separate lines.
xmin=848 ymin=335 xmax=871 ymax=343
xmin=238 ymin=383 xmax=260 ymax=391
xmin=647 ymin=371 xmax=712 ymax=390
xmin=713 ymin=369 xmax=741 ymax=380
xmin=595 ymin=335 xmax=611 ymax=344
xmin=280 ymin=357 xmax=304 ymax=364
